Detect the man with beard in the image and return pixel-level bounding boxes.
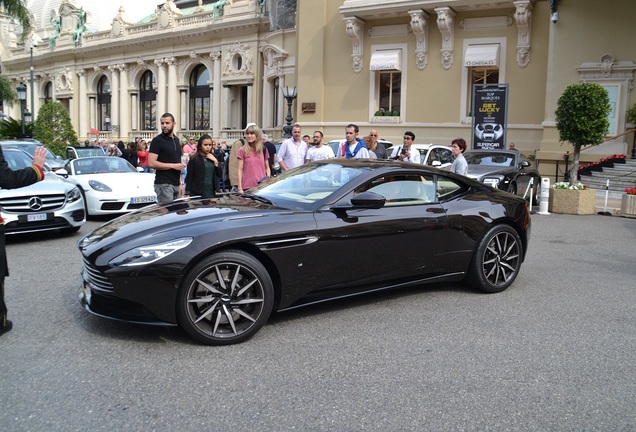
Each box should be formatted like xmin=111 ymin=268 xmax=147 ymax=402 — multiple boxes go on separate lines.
xmin=148 ymin=113 xmax=186 ymax=203
xmin=305 ymin=131 xmax=334 ymax=162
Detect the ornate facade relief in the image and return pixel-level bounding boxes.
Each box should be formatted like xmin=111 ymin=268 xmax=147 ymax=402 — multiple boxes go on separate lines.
xmin=224 ymin=42 xmax=253 ymax=77
xmin=55 ymin=67 xmax=74 ymax=94
xmin=344 ymin=17 xmax=365 ymax=73
xmin=436 ymin=7 xmax=455 ymax=70
xmin=514 ymin=1 xmax=533 ymax=68
xmin=158 ymin=0 xmax=183 ymax=29
xmin=409 ymin=10 xmax=429 ymax=71
xmin=261 ymin=44 xmax=289 ymax=80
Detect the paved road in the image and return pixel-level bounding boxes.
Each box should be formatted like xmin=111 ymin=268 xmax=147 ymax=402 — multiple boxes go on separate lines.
xmin=1 ymin=214 xmax=635 ymax=431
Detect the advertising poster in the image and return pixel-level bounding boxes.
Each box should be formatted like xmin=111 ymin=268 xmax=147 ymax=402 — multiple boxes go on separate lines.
xmin=471 ymin=84 xmax=508 ymax=150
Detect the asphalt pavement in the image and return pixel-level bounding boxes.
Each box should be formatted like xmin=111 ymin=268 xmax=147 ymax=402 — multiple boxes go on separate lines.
xmin=1 ymin=213 xmax=635 ymax=431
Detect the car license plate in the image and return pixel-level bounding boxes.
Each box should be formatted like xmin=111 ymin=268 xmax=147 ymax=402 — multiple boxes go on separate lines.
xmin=130 ymin=196 xmax=156 ymax=204
xmin=27 ymin=213 xmax=48 ymax=222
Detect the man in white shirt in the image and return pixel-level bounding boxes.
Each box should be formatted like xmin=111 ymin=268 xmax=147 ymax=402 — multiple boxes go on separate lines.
xmin=390 ymin=131 xmax=420 ymax=163
xmin=278 ymin=123 xmax=307 ymax=171
xmin=305 ymin=131 xmax=335 ymax=162
xmin=337 ymin=124 xmax=370 ymax=159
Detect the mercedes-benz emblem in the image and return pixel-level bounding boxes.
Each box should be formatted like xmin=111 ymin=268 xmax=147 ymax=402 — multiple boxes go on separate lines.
xmin=28 ymin=196 xmax=43 ymax=211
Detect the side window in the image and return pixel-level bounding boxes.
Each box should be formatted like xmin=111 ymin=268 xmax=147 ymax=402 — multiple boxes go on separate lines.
xmin=436 ymin=148 xmax=454 ymax=165
xmin=357 ymin=174 xmax=436 ymax=205
xmin=436 ymin=176 xmax=468 ymax=201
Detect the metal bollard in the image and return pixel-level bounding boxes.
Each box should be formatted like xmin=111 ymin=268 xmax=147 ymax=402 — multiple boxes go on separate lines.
xmin=538 ymin=177 xmax=550 ymax=215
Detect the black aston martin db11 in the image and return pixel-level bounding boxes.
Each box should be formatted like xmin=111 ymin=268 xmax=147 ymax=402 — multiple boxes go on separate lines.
xmin=78 ymin=159 xmax=531 ymax=345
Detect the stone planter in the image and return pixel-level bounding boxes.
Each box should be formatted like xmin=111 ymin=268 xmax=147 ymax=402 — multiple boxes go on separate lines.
xmin=621 ymin=194 xmax=636 ymax=218
xmin=548 ymin=188 xmax=596 ymax=215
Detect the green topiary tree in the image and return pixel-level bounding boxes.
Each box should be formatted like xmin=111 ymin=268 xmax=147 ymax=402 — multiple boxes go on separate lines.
xmin=555 ymin=83 xmax=610 ymax=186
xmin=33 ymin=101 xmax=78 ymax=156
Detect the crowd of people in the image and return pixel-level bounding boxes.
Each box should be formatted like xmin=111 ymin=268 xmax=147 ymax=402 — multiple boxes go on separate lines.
xmin=80 ymin=113 xmax=470 ymax=203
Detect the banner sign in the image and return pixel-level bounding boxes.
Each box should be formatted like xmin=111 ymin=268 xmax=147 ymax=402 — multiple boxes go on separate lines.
xmin=471 ymin=84 xmax=508 ymax=150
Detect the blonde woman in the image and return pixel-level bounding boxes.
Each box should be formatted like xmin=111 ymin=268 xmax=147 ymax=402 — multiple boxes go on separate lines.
xmin=237 ymin=124 xmax=270 ymax=193
xmin=363 ymin=135 xmax=378 ymax=159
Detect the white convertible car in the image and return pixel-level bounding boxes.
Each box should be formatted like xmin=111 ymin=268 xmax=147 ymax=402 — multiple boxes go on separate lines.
xmin=57 ymin=157 xmax=156 ymax=216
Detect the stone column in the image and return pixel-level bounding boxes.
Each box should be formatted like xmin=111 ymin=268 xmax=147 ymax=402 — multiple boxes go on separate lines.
xmin=155 ymin=58 xmax=167 ymax=130
xmin=246 ymin=83 xmax=253 ymax=126
xmin=211 ymin=50 xmax=222 ymax=137
xmin=179 ymin=90 xmax=188 ymax=129
xmin=77 ymin=69 xmax=88 ymax=138
xmin=119 ymin=64 xmax=129 ymax=140
xmin=131 ymin=93 xmax=139 ymax=131
xmin=167 ymin=57 xmax=179 ymax=123
xmin=108 ymin=65 xmax=120 ymax=138
xmin=223 ymin=85 xmax=230 ymax=129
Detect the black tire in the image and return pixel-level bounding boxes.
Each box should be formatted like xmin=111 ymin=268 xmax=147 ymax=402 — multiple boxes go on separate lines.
xmin=467 ymin=225 xmax=523 ymax=293
xmin=176 ymin=250 xmax=274 ymax=345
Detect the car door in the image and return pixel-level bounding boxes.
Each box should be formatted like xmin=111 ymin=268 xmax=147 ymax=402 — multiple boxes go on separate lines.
xmin=311 ymin=172 xmax=449 ymax=289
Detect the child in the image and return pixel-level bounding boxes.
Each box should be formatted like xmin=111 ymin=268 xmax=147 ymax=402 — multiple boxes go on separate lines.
xmin=184 ymin=134 xmax=223 ymax=198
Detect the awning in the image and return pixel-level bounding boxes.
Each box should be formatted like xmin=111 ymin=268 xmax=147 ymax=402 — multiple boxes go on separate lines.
xmin=370 ymin=50 xmax=402 ymax=71
xmin=464 ymin=44 xmax=500 ymax=67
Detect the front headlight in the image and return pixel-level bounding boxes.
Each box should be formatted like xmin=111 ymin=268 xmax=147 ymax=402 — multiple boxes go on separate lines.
xmin=109 ymin=238 xmax=193 ymax=267
xmin=89 ymin=179 xmax=112 ymax=192
xmin=67 ymin=186 xmax=82 ymax=203
xmin=482 ymin=177 xmax=501 ymax=188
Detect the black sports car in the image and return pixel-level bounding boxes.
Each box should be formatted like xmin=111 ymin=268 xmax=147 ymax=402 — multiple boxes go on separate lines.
xmin=78 ymin=159 xmax=531 ymax=345
xmin=465 ymin=149 xmax=541 ymax=202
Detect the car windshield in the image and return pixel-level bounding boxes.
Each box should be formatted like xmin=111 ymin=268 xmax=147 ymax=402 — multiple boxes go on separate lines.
xmin=76 ymin=148 xmax=106 ymax=157
xmin=2 ymin=142 xmax=59 ymax=163
xmin=250 ymin=162 xmax=366 ymax=209
xmin=72 ymin=157 xmax=137 ymax=175
xmin=465 ymin=152 xmax=515 ymax=167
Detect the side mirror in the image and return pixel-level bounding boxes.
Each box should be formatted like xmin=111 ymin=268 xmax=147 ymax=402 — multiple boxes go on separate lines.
xmin=55 ymin=169 xmax=69 ymax=178
xmin=520 ymin=160 xmax=531 ymax=168
xmin=331 ymin=191 xmax=386 ymax=211
xmin=431 ymin=160 xmax=442 ymax=167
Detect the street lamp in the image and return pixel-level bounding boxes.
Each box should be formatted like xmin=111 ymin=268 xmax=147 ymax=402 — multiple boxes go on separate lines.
xmin=16 ymin=83 xmax=27 ymax=137
xmin=281 ymin=86 xmax=297 ymax=138
xmin=30 ymin=36 xmax=38 ymax=120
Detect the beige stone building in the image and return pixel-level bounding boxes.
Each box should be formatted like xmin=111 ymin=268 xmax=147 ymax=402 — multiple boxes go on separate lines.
xmin=1 ymin=0 xmax=635 ymax=183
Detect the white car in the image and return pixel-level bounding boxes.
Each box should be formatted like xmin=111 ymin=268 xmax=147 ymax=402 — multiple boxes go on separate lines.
xmin=0 ymin=148 xmax=85 ymax=235
xmin=56 ymin=157 xmax=156 ymax=216
xmin=385 ymin=143 xmax=454 ymax=168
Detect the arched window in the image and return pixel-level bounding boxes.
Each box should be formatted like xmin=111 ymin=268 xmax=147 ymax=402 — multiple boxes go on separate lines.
xmin=44 ymin=82 xmax=53 ymax=104
xmin=139 ymin=70 xmax=157 ymax=130
xmin=97 ymin=76 xmax=111 ymax=131
xmin=189 ymin=65 xmax=210 ymax=130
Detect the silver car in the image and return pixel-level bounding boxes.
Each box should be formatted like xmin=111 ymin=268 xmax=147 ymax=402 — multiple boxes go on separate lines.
xmin=0 ymin=148 xmax=86 ymax=235
xmin=0 ymin=139 xmax=67 ymax=171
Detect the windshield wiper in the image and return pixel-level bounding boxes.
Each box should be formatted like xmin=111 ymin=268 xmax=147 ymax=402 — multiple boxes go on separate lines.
xmin=239 ymin=193 xmax=273 ymax=205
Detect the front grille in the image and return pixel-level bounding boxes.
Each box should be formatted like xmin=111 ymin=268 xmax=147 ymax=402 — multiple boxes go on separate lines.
xmin=128 ymin=202 xmax=154 ymax=210
xmin=0 ymin=193 xmax=66 ymax=213
xmin=82 ymin=257 xmax=114 ymax=292
xmin=101 ymin=202 xmax=125 ymax=211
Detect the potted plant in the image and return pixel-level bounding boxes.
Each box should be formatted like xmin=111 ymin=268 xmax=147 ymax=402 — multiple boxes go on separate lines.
xmin=553 ymin=83 xmax=611 ymax=214
xmin=549 ymin=182 xmax=596 ymax=215
xmin=621 ymin=187 xmax=636 ymax=218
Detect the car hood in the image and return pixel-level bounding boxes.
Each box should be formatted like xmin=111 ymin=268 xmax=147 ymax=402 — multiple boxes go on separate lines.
xmin=0 ymin=171 xmax=75 ymax=195
xmin=72 ymin=172 xmax=154 ymax=188
xmin=79 ymin=195 xmax=292 ymax=253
